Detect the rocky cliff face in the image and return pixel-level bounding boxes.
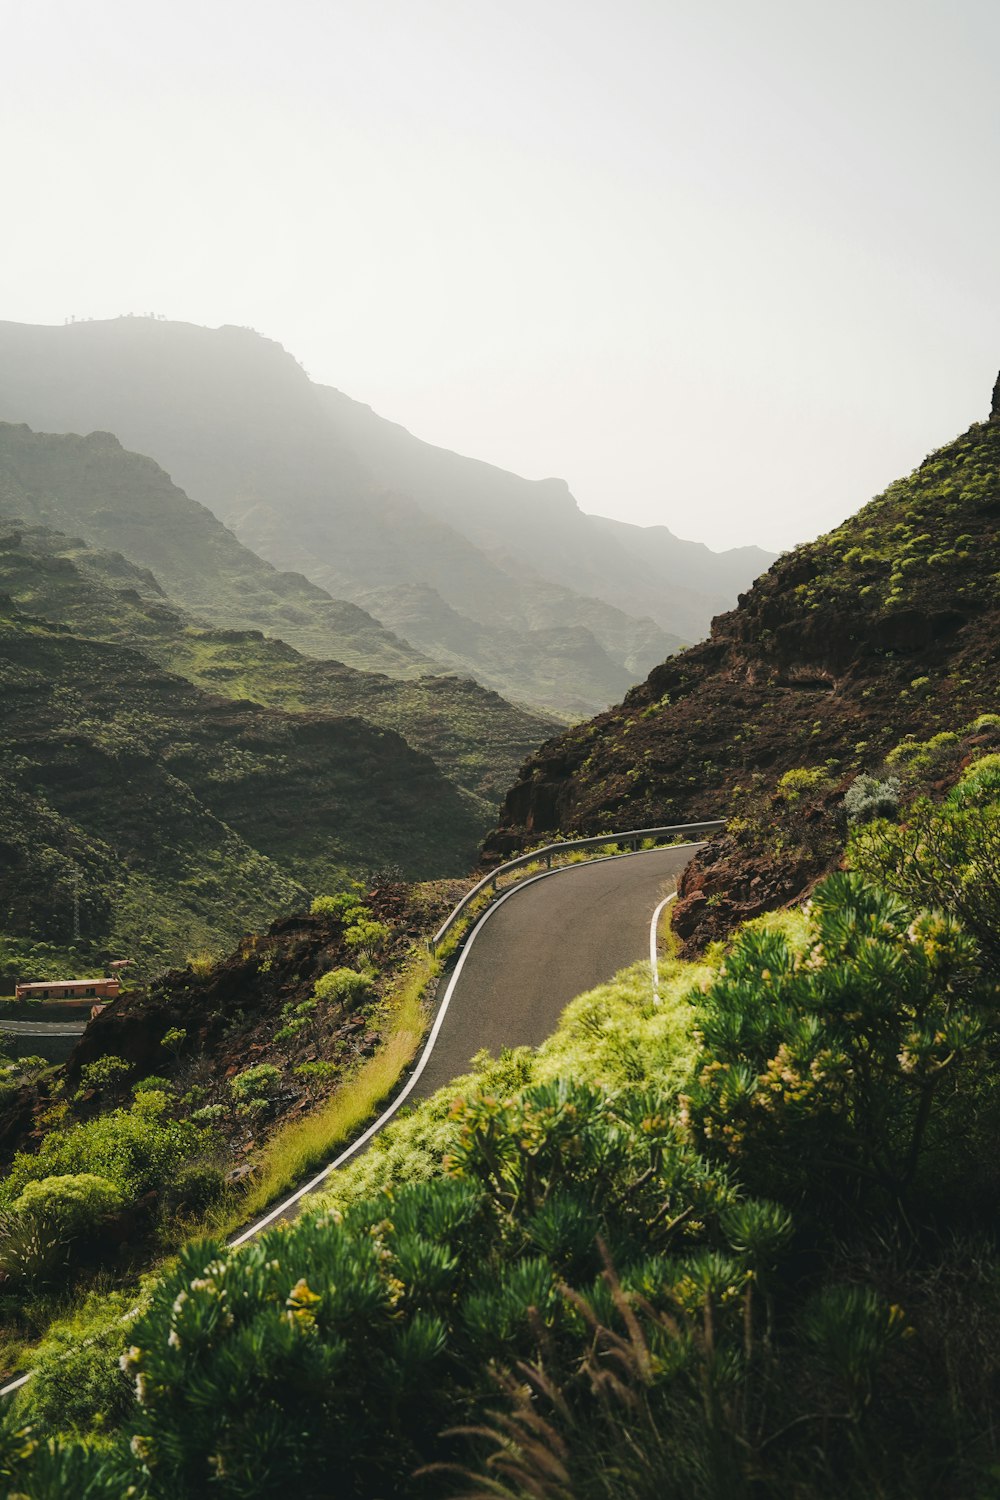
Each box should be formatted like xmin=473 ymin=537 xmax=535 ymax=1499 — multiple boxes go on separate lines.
xmin=486 ymin=378 xmax=1000 ymax=946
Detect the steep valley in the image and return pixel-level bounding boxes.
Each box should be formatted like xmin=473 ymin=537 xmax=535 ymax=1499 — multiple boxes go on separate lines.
xmin=0 ymin=422 xmax=561 ymax=972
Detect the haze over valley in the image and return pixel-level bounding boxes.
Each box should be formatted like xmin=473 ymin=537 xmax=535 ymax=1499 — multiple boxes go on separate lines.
xmin=0 ymin=316 xmax=771 ymax=718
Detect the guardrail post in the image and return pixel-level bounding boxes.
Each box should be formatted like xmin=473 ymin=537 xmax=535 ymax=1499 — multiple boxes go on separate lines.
xmin=545 ymin=850 xmax=552 ymax=869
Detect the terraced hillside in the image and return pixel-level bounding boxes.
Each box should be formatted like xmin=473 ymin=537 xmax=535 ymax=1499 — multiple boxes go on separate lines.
xmin=0 ymin=420 xmax=426 ymax=677
xmin=0 ymin=599 xmax=483 ymax=973
xmin=0 ymin=518 xmax=558 ymax=814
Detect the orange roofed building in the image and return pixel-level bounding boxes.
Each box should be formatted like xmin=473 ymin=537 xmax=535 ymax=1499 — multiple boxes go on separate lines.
xmin=14 ymin=977 xmax=121 ymax=1003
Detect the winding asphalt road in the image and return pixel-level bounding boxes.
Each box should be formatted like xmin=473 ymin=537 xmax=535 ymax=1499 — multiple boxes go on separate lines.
xmin=410 ymin=843 xmax=697 ymax=1101
xmin=231 ymin=842 xmax=701 ymax=1244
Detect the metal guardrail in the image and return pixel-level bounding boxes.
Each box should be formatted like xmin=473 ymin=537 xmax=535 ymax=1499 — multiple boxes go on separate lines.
xmin=429 ymin=820 xmax=726 ymax=954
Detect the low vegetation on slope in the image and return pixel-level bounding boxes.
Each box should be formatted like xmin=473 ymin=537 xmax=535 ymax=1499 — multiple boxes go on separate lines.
xmin=0 ymin=879 xmax=461 ymax=1385
xmin=0 ymin=521 xmax=558 ymax=812
xmin=0 ymin=419 xmax=427 ymax=676
xmin=5 ymin=748 xmax=1000 ymax=1497
xmin=0 ymin=597 xmax=483 ymax=972
xmin=487 ymin=386 xmax=1000 ymax=945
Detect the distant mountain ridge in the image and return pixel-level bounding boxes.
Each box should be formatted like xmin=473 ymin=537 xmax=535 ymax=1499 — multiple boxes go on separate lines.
xmin=0 ymin=493 xmax=557 ymax=813
xmin=0 ymin=418 xmax=426 ymax=678
xmin=317 ymin=381 xmax=774 ymax=644
xmin=0 ymin=317 xmax=773 ymax=714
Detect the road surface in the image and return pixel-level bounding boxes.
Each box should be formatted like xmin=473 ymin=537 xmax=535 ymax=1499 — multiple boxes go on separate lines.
xmin=0 ymin=1020 xmax=86 ymax=1037
xmin=410 ymin=844 xmax=696 ymax=1101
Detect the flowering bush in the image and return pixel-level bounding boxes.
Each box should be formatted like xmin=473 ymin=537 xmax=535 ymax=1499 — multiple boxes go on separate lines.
xmin=682 ymin=872 xmax=992 ymax=1202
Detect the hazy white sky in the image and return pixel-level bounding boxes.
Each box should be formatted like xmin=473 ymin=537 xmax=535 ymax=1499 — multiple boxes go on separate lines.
xmin=3 ymin=0 xmax=998 ymax=550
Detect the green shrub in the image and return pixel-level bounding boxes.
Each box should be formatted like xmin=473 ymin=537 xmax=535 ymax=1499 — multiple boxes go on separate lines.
xmin=885 ymin=730 xmax=962 ymax=784
xmin=800 ymin=1284 xmax=912 ymax=1414
xmin=0 ymin=1100 xmax=206 ymax=1206
xmin=683 ymin=871 xmax=990 ymax=1201
xmin=77 ymin=1055 xmax=131 ymax=1096
xmin=0 ymin=1174 xmax=122 ymax=1285
xmin=14 ymin=1173 xmax=122 ymax=1238
xmin=777 ymin=766 xmax=831 ymax=803
xmin=162 ymin=1160 xmax=227 ymax=1217
xmin=849 ymin=789 xmax=1000 ymax=970
xmin=843 ymin=772 xmax=900 ymax=824
xmin=343 ymin=918 xmax=391 ymax=959
xmin=186 ymin=951 xmax=216 ymax=977
xmin=191 ymin=1102 xmax=227 ymax=1126
xmin=310 ymin=891 xmax=366 ymax=920
xmin=947 ymin=752 xmax=1000 ymax=807
xmin=313 ymin=967 xmax=371 ymax=1009
xmin=293 ymin=1060 xmax=339 ymax=1097
xmin=132 ymin=1074 xmax=173 ymax=1096
xmin=130 ymin=1088 xmax=170 ymax=1120
xmin=275 ymin=998 xmax=317 ymax=1043
xmin=229 ymin=1064 xmax=281 ymax=1104
xmin=160 ymin=1027 xmax=187 ymax=1061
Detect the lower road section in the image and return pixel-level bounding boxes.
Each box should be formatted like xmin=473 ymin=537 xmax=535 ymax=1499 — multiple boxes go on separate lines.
xmin=410 ymin=843 xmax=698 ymax=1102
xmin=0 ymin=1020 xmax=86 ymax=1037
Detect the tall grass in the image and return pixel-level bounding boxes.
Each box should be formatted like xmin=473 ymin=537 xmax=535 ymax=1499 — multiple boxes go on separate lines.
xmin=231 ymin=948 xmax=440 ymax=1224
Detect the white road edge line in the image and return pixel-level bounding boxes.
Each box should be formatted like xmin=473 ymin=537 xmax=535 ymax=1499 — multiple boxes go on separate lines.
xmin=0 ymin=841 xmax=704 ymax=1398
xmin=649 ymin=892 xmax=678 ymax=1006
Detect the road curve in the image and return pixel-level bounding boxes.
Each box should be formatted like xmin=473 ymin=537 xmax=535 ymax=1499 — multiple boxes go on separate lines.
xmin=231 ymin=843 xmax=701 ymax=1245
xmin=409 ymin=844 xmax=697 ymax=1102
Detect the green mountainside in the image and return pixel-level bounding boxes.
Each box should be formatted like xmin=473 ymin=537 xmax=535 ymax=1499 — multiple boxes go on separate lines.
xmin=0 ymin=317 xmax=773 ymax=714
xmin=0 ymin=420 xmax=426 ymax=678
xmin=7 ymin=722 xmax=1000 ymax=1496
xmin=488 ymin=380 xmax=1000 ymax=941
xmin=0 ymin=596 xmax=484 ymax=973
xmin=0 ymin=514 xmax=557 ymax=812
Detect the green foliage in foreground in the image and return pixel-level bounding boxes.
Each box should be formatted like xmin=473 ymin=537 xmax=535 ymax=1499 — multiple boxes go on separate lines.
xmin=0 ymin=1099 xmax=210 ymax=1209
xmin=0 ymin=1175 xmax=123 ymax=1288
xmin=7 ymin=768 xmax=1000 ymax=1496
